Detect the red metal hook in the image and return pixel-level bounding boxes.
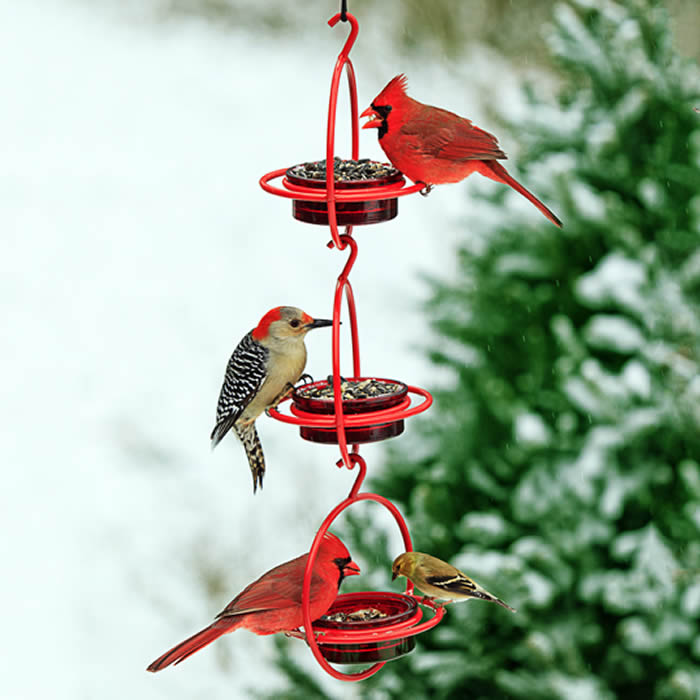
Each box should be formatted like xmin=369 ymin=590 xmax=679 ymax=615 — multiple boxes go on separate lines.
xmin=327 ymin=232 xmax=358 ymax=278
xmin=328 ymin=12 xmax=359 ymax=58
xmin=329 ymin=234 xmax=361 ymax=472
xmin=346 ymin=453 xmax=366 ymax=498
xmin=325 ymin=13 xmax=360 ymax=250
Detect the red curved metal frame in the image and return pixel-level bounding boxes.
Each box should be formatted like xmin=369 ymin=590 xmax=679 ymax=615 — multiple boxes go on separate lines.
xmin=258 ymin=10 xmax=438 ymax=682
xmin=259 ymin=169 xmax=424 ymax=201
xmin=300 ymin=465 xmax=445 ymax=681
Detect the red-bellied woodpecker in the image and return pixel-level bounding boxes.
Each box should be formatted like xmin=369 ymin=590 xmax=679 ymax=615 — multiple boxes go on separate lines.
xmin=211 ymin=306 xmax=332 ymax=492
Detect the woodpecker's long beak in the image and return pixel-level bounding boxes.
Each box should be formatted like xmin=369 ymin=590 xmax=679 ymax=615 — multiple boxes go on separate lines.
xmin=344 ymin=560 xmax=361 ymax=577
xmin=305 ymin=318 xmax=333 ymax=330
xmin=391 ymin=571 xmax=398 ymax=581
xmin=361 ymin=105 xmax=382 ymax=130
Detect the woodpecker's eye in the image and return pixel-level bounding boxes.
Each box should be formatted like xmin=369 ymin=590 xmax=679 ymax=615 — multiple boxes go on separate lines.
xmin=290 ymin=319 xmax=301 ymax=328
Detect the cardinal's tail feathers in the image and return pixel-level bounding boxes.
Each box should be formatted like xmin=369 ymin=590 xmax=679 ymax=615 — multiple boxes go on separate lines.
xmin=147 ymin=622 xmax=232 ymax=672
xmin=479 ymin=160 xmax=562 ymax=228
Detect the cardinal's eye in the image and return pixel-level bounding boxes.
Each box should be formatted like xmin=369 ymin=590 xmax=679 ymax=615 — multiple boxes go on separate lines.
xmin=290 ymin=319 xmax=301 ymax=328
xmin=375 ymin=104 xmax=392 ymax=118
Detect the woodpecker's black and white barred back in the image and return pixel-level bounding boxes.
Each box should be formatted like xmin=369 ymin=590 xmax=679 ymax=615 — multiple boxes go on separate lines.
xmin=211 ymin=332 xmax=269 ymax=448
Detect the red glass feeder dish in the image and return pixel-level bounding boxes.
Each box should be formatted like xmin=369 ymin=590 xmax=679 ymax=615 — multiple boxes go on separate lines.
xmin=292 ymin=377 xmax=407 ymax=443
xmin=262 ymin=160 xmax=424 ymax=231
xmin=257 ymin=6 xmax=443 ymax=683
xmin=315 ymin=592 xmax=417 ymax=664
xmin=285 ymin=159 xmax=405 ymax=226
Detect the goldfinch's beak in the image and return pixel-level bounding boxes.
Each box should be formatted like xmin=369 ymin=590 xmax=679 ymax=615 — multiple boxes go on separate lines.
xmin=361 ymin=105 xmax=382 ymax=130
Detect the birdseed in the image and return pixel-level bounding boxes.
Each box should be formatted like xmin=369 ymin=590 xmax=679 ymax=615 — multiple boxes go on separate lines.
xmin=299 ymin=378 xmax=403 ymax=401
xmin=288 ymin=157 xmax=399 ymax=182
xmin=323 ymin=607 xmax=387 ymax=623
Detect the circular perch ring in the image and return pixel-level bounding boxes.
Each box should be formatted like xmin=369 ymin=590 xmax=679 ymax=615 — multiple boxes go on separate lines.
xmin=300 ymin=480 xmax=446 ymax=682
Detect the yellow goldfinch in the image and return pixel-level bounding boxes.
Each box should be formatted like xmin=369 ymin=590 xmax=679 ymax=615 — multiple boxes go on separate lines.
xmin=392 ymin=552 xmax=516 ymax=612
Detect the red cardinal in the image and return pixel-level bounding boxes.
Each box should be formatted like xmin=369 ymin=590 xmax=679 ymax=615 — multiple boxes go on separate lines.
xmin=361 ymin=74 xmax=561 ymax=227
xmin=147 ymin=532 xmax=359 ymax=672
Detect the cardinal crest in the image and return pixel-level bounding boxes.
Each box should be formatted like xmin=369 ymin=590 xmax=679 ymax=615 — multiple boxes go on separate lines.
xmin=382 ymin=73 xmax=408 ymax=97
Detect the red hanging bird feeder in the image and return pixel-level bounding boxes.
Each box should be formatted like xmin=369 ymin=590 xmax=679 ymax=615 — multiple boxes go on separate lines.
xmin=260 ymin=6 xmax=443 ymax=682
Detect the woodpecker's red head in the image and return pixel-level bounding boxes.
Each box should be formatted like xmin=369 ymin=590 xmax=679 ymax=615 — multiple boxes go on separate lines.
xmin=361 ymin=74 xmax=409 ymax=138
xmin=251 ymin=306 xmax=332 ymax=341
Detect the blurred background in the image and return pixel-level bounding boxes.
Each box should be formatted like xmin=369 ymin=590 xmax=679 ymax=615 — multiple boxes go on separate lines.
xmin=1 ymin=1 xmax=698 ymax=699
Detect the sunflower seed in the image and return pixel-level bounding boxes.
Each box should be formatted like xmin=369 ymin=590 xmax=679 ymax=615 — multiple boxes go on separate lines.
xmin=289 ymin=158 xmax=399 ymax=182
xmin=299 ymin=378 xmax=402 ymax=400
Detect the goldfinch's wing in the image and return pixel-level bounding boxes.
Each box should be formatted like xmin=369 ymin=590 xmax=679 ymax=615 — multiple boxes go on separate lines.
xmin=426 ymin=573 xmax=516 ymax=611
xmin=425 ymin=573 xmax=479 ymax=596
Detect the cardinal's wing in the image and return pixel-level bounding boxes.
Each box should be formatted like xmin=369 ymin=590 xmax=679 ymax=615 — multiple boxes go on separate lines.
xmin=215 ymin=554 xmax=326 ymax=618
xmin=399 ymin=106 xmax=506 ymax=162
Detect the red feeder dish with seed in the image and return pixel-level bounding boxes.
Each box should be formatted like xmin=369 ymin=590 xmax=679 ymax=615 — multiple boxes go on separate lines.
xmin=291 ymin=377 xmax=408 ymax=443
xmin=258 ymin=4 xmax=443 ymax=683
xmin=315 ymin=592 xmax=418 ymax=663
xmin=285 ymin=159 xmax=404 ymax=226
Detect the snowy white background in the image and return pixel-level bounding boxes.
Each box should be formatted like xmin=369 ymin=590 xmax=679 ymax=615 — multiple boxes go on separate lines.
xmin=1 ymin=1 xmax=538 ymax=698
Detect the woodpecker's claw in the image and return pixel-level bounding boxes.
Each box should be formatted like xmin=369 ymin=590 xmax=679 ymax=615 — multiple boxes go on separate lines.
xmin=298 ymin=373 xmax=314 ymax=385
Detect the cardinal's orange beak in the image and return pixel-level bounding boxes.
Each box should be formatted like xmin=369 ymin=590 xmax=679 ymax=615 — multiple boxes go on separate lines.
xmin=360 ymin=105 xmax=382 ymax=130
xmin=345 ymin=560 xmax=361 ymax=576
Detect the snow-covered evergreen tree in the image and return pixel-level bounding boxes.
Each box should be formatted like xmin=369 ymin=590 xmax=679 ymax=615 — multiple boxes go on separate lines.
xmin=269 ymin=0 xmax=700 ymax=698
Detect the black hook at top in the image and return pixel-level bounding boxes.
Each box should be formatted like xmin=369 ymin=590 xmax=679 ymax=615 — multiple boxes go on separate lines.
xmin=340 ymin=0 xmax=348 ymax=22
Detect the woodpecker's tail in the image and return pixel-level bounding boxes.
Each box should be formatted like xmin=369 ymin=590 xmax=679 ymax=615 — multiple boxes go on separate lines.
xmin=478 ymin=160 xmax=562 ymax=228
xmin=234 ymin=422 xmax=265 ymax=493
xmin=147 ymin=622 xmax=233 ymax=672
